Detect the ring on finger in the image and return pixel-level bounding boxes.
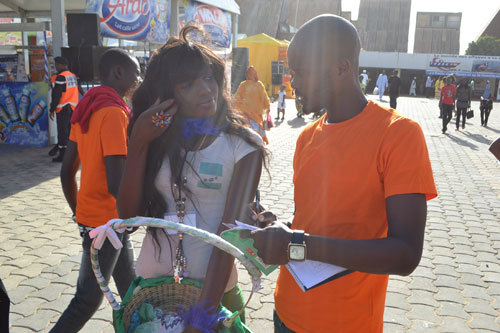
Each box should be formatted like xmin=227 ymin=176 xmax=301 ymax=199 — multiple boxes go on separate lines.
xmin=152 ymin=112 xmax=173 ymax=128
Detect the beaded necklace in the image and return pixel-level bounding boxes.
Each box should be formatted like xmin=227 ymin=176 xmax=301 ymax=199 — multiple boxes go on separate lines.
xmin=173 ymin=176 xmax=188 ymax=283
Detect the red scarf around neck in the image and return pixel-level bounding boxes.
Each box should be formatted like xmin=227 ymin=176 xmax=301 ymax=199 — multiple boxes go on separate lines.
xmin=71 ymin=85 xmax=131 ymax=134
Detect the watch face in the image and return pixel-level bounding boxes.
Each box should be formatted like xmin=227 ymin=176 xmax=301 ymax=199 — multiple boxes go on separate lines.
xmin=289 ymin=244 xmax=306 ymax=260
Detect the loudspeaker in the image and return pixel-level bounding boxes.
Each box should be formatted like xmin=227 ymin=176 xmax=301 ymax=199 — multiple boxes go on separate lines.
xmin=67 ymin=13 xmax=102 ymax=47
xmin=62 ymin=46 xmax=111 ymax=82
xmin=272 ymin=73 xmax=283 ymax=86
xmin=231 ymin=47 xmax=249 ymax=94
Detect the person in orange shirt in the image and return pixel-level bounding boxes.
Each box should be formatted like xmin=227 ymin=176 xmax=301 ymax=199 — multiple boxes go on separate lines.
xmin=53 ymin=49 xmax=141 ymax=332
xmin=234 ymin=66 xmax=271 ymax=144
xmin=246 ymin=15 xmax=437 ymax=332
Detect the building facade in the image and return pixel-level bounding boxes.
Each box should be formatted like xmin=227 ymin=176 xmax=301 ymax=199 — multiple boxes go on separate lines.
xmin=353 ymin=0 xmax=411 ymax=52
xmin=413 ymin=12 xmax=461 ymax=54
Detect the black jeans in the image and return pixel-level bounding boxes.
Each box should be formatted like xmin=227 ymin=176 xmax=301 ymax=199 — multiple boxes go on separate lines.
xmin=56 ymin=105 xmax=72 ymax=148
xmin=389 ymin=94 xmax=398 ymax=109
xmin=0 ymin=278 xmax=9 ymax=333
xmin=481 ymin=107 xmax=492 ymax=126
xmin=442 ymin=104 xmax=453 ymax=132
xmin=50 ymin=231 xmax=135 ymax=333
xmin=456 ymin=107 xmax=467 ymax=129
xmin=274 ymin=310 xmax=295 ymax=333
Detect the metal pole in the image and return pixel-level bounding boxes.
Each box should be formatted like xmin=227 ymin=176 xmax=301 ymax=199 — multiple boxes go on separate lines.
xmin=232 ymin=13 xmax=238 ymax=48
xmin=170 ymin=0 xmax=179 ymax=36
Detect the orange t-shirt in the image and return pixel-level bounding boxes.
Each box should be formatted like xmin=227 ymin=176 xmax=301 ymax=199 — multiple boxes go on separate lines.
xmin=69 ymin=106 xmax=129 ymax=228
xmin=275 ymin=101 xmax=437 ymax=332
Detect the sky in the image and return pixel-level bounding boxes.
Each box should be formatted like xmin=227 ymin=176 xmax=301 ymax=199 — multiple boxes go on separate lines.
xmin=341 ymin=0 xmax=500 ymax=54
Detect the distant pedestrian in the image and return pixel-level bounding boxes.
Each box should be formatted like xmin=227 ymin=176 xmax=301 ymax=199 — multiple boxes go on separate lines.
xmin=375 ymin=70 xmax=388 ymax=100
xmin=49 ymin=56 xmax=79 ymax=162
xmin=276 ymin=85 xmax=287 ymax=120
xmin=480 ymin=96 xmax=494 ymax=127
xmin=359 ymin=75 xmax=366 ymax=93
xmin=483 ymin=80 xmax=491 ymax=100
xmin=361 ymin=69 xmax=369 ymax=94
xmin=440 ymin=76 xmax=456 ymax=134
xmin=470 ymin=79 xmax=475 ymax=93
xmin=234 ymin=66 xmax=271 ymax=144
xmin=388 ymin=70 xmax=401 ymax=109
xmin=425 ymin=76 xmax=433 ymax=98
xmin=409 ymin=77 xmax=417 ymax=96
xmin=455 ymin=79 xmax=471 ymax=131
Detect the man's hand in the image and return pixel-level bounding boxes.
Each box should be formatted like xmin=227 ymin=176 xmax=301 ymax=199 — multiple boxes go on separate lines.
xmin=243 ymin=222 xmax=293 ymax=265
xmin=49 ymin=111 xmax=55 ymax=120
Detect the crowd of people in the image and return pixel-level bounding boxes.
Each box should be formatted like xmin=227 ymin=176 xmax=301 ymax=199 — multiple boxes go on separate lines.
xmin=14 ymin=12 xmax=498 ymax=333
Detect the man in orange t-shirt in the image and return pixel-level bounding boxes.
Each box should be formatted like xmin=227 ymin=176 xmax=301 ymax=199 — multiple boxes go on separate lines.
xmin=52 ymin=49 xmax=141 ymax=332
xmin=248 ymin=15 xmax=437 ymax=332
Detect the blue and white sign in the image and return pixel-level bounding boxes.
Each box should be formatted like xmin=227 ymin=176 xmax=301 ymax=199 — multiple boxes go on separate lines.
xmin=183 ymin=0 xmax=232 ymax=48
xmin=86 ymin=0 xmax=170 ymax=43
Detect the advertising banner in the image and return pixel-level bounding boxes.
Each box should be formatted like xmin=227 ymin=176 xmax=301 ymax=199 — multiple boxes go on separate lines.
xmin=86 ymin=0 xmax=171 ymax=43
xmin=426 ymin=54 xmax=500 ymax=78
xmin=184 ymin=0 xmax=232 ymax=48
xmin=0 ymin=82 xmax=49 ymax=146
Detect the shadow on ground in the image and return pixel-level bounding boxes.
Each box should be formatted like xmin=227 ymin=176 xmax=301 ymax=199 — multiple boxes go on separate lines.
xmin=0 ymin=145 xmax=60 ymax=199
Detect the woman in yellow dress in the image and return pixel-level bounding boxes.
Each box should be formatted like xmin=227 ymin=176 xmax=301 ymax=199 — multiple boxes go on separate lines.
xmin=234 ymin=66 xmax=270 ymax=144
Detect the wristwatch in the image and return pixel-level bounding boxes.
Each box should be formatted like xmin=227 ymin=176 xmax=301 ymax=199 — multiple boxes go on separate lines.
xmin=288 ymin=230 xmax=307 ymax=261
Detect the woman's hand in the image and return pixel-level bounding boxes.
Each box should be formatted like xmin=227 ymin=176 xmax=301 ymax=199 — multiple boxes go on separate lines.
xmin=129 ymin=98 xmax=178 ymax=146
xmin=246 ymin=202 xmax=277 ymax=228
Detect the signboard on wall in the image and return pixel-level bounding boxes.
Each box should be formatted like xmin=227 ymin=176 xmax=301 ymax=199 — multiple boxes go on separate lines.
xmin=426 ymin=54 xmax=500 ymax=78
xmin=86 ymin=0 xmax=171 ymax=43
xmin=0 ymin=82 xmax=49 ymax=146
xmin=184 ymin=0 xmax=232 ymax=48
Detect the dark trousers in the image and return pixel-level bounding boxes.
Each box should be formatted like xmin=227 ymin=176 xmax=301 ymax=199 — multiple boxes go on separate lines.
xmin=56 ymin=105 xmax=72 ymax=148
xmin=274 ymin=310 xmax=295 ymax=333
xmin=481 ymin=107 xmax=492 ymax=126
xmin=389 ymin=94 xmax=398 ymax=109
xmin=50 ymin=231 xmax=135 ymax=333
xmin=0 ymin=278 xmax=9 ymax=333
xmin=456 ymin=107 xmax=467 ymax=129
xmin=442 ymin=104 xmax=454 ymax=132
xmin=425 ymin=87 xmax=433 ymax=98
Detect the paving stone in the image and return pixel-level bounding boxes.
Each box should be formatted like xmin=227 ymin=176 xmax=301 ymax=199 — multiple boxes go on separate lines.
xmin=434 ymin=287 xmax=467 ymax=305
xmin=433 ymin=276 xmax=464 ymax=290
xmin=438 ymin=315 xmax=472 ymax=333
xmin=384 ymin=306 xmax=411 ymax=328
xmin=459 ymin=273 xmax=488 ymax=288
xmin=467 ymin=313 xmax=500 ymax=332
xmin=386 ymin=292 xmax=411 ymax=311
xmin=10 ymin=297 xmax=45 ymax=318
xmin=463 ymin=298 xmax=499 ymax=317
xmin=435 ymin=301 xmax=470 ymax=320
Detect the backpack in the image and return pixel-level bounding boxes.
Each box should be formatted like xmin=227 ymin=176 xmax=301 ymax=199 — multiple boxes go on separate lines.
xmin=456 ymin=84 xmax=469 ymax=102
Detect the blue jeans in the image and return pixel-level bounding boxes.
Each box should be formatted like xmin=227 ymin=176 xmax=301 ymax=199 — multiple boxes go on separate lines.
xmin=274 ymin=310 xmax=295 ymax=333
xmin=50 ymin=231 xmax=135 ymax=332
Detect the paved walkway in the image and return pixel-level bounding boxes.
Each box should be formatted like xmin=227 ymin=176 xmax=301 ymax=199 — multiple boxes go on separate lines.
xmin=1 ymin=96 xmax=499 ymax=332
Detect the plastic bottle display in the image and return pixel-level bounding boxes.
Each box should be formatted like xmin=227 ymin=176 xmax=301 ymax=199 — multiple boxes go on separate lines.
xmin=1 ymin=88 xmax=20 ymax=122
xmin=0 ymin=104 xmax=10 ymax=123
xmin=27 ymin=99 xmax=46 ymax=126
xmin=18 ymin=86 xmax=31 ymax=122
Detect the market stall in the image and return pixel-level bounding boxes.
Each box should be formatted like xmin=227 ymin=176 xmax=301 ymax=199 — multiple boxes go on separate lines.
xmin=237 ymin=33 xmax=293 ymax=98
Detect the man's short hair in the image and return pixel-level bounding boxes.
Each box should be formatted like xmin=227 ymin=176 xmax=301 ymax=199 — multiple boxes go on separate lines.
xmin=98 ymin=48 xmax=136 ymax=81
xmin=54 ymin=56 xmax=69 ymax=65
